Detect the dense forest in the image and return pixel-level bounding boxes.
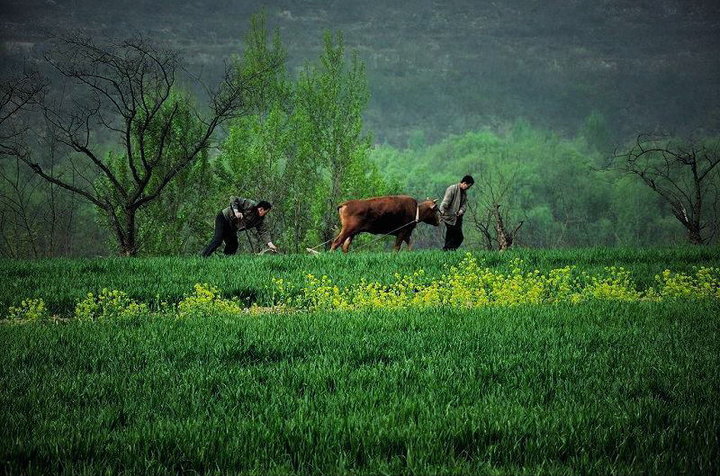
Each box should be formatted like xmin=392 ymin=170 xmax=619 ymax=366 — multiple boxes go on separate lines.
xmin=1 ymin=2 xmax=719 ymax=256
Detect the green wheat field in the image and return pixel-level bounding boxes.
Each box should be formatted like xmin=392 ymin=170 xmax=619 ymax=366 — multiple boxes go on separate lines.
xmin=1 ymin=247 xmax=719 ymax=474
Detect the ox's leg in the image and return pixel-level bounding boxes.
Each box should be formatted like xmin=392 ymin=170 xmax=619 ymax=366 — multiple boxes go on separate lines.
xmin=342 ymin=234 xmax=355 ymax=253
xmin=330 ymin=228 xmax=348 ymax=251
xmin=404 ymin=235 xmax=413 ymax=251
xmin=404 ymin=226 xmax=417 ymax=251
xmin=394 ymin=230 xmax=413 ymax=251
xmin=330 ymin=206 xmax=347 ymax=251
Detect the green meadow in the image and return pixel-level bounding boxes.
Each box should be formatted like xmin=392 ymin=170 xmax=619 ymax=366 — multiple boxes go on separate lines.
xmin=1 ymin=247 xmax=719 ymax=474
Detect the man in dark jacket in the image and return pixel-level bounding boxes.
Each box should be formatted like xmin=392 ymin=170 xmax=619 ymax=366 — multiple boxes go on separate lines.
xmin=202 ymin=197 xmax=277 ymax=256
xmin=440 ymin=175 xmax=474 ymax=251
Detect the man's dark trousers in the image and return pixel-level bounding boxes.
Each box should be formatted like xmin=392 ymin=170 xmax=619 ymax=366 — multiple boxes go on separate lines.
xmin=202 ymin=212 xmax=238 ymax=256
xmin=443 ymin=216 xmax=464 ymax=251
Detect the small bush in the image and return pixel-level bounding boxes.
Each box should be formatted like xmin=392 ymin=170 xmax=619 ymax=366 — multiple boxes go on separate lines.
xmin=656 ymin=267 xmax=720 ymax=298
xmin=582 ymin=266 xmax=642 ymax=301
xmin=6 ymin=298 xmax=49 ymax=321
xmin=74 ymin=289 xmax=148 ymax=320
xmin=176 ymin=283 xmax=242 ymax=318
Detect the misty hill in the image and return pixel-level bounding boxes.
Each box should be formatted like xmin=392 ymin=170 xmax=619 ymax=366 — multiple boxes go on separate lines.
xmin=2 ymin=0 xmax=720 ymax=146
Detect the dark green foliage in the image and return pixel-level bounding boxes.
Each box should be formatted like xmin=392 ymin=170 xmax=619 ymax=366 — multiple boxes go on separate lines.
xmin=5 ymin=1 xmax=720 ymax=145
xmin=1 ymin=301 xmax=718 ymax=474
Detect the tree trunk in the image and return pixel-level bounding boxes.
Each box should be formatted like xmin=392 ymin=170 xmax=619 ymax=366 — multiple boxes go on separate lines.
xmin=119 ymin=209 xmax=138 ymax=256
xmin=673 ymin=205 xmax=705 ymax=245
xmin=687 ymin=227 xmax=704 ymax=245
xmin=493 ymin=204 xmax=513 ymax=251
xmin=323 ymin=162 xmax=343 ymax=249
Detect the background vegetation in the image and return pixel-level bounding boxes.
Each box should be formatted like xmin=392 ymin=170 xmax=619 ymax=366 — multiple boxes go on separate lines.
xmin=3 ymin=0 xmax=719 ymax=144
xmin=1 ymin=3 xmax=719 ymax=256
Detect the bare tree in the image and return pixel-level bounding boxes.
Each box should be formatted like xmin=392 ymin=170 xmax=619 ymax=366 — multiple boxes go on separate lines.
xmin=13 ymin=34 xmax=280 ymax=255
xmin=470 ymin=171 xmax=524 ymax=251
xmin=469 ymin=202 xmax=494 ymax=251
xmin=0 ymin=157 xmax=44 ymax=257
xmin=0 ymin=70 xmax=45 ymax=159
xmin=614 ymin=134 xmax=720 ymax=245
xmin=0 ymin=71 xmax=48 ymax=257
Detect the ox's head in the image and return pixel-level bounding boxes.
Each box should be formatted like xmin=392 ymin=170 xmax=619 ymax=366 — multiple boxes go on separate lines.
xmin=418 ymin=198 xmax=440 ymax=226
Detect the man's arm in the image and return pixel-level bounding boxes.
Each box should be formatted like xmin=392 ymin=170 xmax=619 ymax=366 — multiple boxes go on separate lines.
xmin=255 ymin=219 xmax=273 ymax=248
xmin=229 ymin=197 xmax=241 ymax=217
xmin=458 ymin=191 xmax=468 ymax=216
xmin=439 ymin=185 xmax=455 ymax=215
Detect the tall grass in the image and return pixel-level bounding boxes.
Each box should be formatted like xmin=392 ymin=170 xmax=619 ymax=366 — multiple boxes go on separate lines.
xmin=1 ymin=302 xmax=718 ymax=474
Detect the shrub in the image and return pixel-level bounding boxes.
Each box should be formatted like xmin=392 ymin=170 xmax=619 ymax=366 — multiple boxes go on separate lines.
xmin=6 ymin=298 xmax=49 ymax=321
xmin=176 ymin=283 xmax=242 ymax=318
xmin=656 ymin=267 xmax=720 ymax=298
xmin=582 ymin=266 xmax=642 ymax=301
xmin=74 ymin=289 xmax=149 ymax=320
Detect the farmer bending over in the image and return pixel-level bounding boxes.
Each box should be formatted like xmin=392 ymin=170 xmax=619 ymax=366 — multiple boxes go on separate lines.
xmin=202 ymin=197 xmax=277 ymax=256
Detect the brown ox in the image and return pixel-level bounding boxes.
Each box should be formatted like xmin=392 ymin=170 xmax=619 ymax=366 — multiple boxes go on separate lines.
xmin=330 ymin=195 xmax=440 ymax=252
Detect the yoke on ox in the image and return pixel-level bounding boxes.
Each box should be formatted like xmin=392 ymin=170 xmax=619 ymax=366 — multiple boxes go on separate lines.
xmin=330 ymin=195 xmax=440 ymax=252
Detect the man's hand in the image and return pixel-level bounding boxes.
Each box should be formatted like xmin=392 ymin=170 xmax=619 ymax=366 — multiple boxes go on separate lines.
xmin=267 ymin=242 xmax=278 ymax=252
xmin=234 ymin=210 xmax=243 ymax=220
xmin=457 ymin=210 xmax=464 ymax=217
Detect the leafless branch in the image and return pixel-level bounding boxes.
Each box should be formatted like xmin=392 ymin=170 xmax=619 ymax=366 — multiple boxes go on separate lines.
xmin=613 ymin=133 xmax=719 ymax=244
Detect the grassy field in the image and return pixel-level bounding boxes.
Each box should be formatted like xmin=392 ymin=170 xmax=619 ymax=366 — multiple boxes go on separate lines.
xmin=2 ymin=303 xmax=719 ymax=474
xmin=1 ymin=247 xmax=719 ymax=474
xmin=1 ymin=246 xmax=719 ymax=314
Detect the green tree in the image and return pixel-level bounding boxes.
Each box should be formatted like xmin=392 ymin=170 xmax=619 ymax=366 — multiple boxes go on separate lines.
xmin=214 ymin=12 xmax=292 ymax=252
xmin=17 ymin=34 xmax=281 ymax=255
xmin=280 ymin=106 xmax=325 ymax=252
xmin=133 ymin=93 xmax=214 ymax=255
xmin=296 ymin=32 xmax=386 ymax=247
xmin=580 ymin=111 xmax=612 ymax=154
